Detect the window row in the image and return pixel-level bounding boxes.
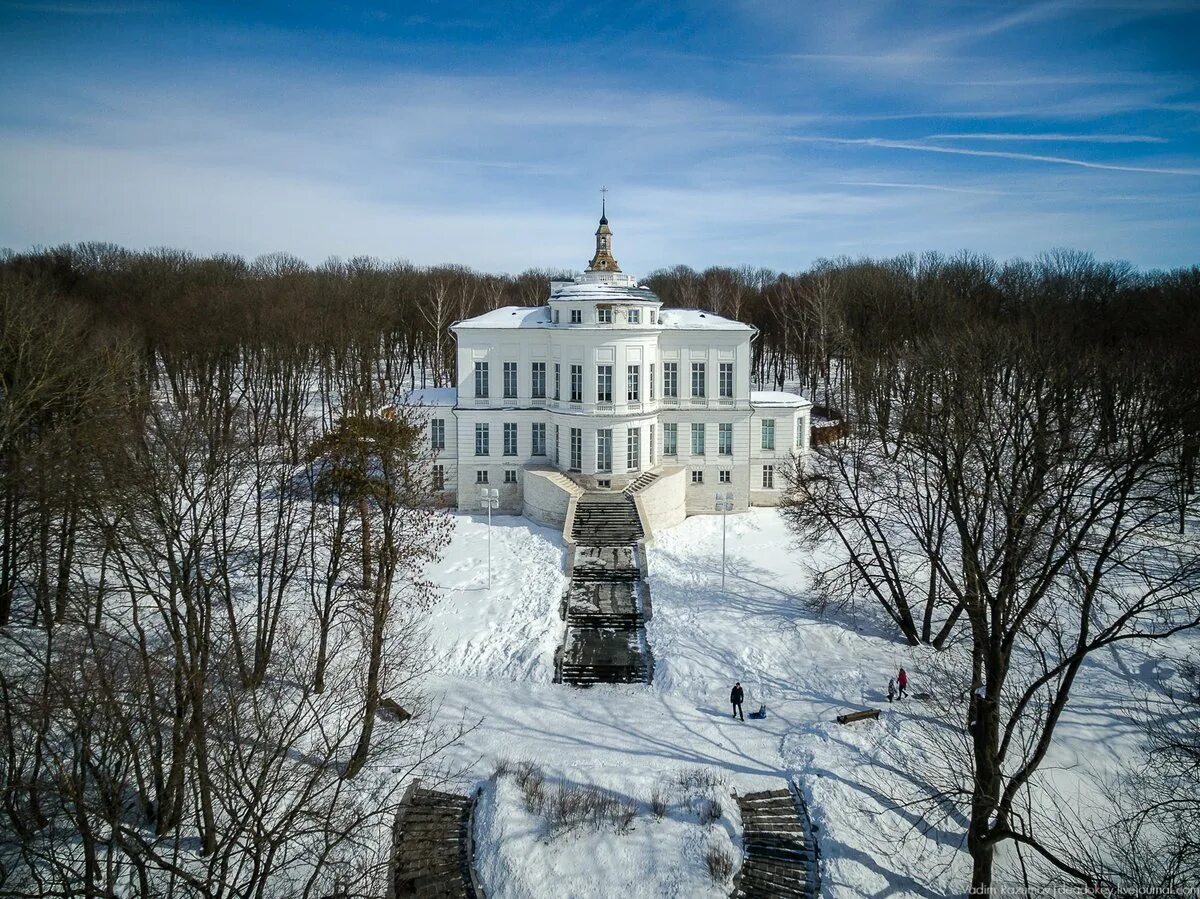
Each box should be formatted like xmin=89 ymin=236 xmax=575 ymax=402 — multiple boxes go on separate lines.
xmin=687 ymin=465 xmax=776 ymax=488
xmin=661 ymin=419 xmax=778 ymax=456
xmin=450 ymin=463 xmax=777 ymax=491
xmin=472 ymin=469 xmax=520 ymax=485
xmin=554 ymin=306 xmax=650 ymax=325
xmin=470 ymin=361 xmax=736 ymax=401
xmin=434 ymin=416 xmax=791 ymax=456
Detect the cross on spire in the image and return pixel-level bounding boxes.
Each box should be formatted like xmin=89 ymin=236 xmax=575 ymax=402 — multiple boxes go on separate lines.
xmin=600 ymin=185 xmax=608 ymax=218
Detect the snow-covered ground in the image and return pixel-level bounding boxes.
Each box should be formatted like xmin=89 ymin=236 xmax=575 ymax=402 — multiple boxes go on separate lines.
xmin=424 ymin=514 xmax=568 ymax=682
xmin=413 ymin=507 xmax=1196 ymax=897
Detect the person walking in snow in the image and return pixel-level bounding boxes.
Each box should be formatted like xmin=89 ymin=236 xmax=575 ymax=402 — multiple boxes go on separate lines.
xmin=730 ymin=682 xmax=745 ymax=721
xmin=887 ymin=677 xmax=895 ymax=703
xmin=897 ymin=667 xmax=909 ymax=700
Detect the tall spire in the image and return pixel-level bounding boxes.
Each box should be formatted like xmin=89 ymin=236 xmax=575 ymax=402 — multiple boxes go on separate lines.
xmin=587 ymin=188 xmax=620 ymax=272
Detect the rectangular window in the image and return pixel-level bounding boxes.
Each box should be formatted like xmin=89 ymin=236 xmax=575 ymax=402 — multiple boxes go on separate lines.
xmin=663 ymin=362 xmax=678 ymax=398
xmin=532 ymin=422 xmax=546 ymax=455
xmin=570 ymin=428 xmax=582 ymax=471
xmin=474 ymin=423 xmax=489 ymax=456
xmin=531 ymin=362 xmax=546 ymax=399
xmin=762 ymin=419 xmax=776 ymax=451
xmin=719 ymin=422 xmax=732 ymax=455
xmin=691 ymin=469 xmax=704 ymax=485
xmin=503 ymin=361 xmax=517 ymax=399
xmin=476 ymin=469 xmax=488 ymax=484
xmin=503 ymin=422 xmax=517 ymax=456
xmin=570 ymin=309 xmax=582 ymax=324
xmin=596 ymin=428 xmax=612 ymax=472
xmin=649 ymin=363 xmax=655 ymax=400
xmin=649 ymin=424 xmax=655 ymax=465
xmin=432 ymin=464 xmax=445 ymax=490
xmin=504 ymin=469 xmax=518 ymax=484
xmin=598 ymin=308 xmax=612 ymax=324
xmin=554 ymin=424 xmax=560 ymax=464
xmin=663 ymin=422 xmax=678 ymax=455
xmin=627 ymin=427 xmax=640 ymax=471
xmin=629 ymin=308 xmax=641 ymax=324
xmin=431 ymin=418 xmax=445 ymax=451
xmin=762 ymin=465 xmax=775 ymax=489
xmin=719 ymin=469 xmax=731 ymax=484
xmin=719 ymin=363 xmax=734 ymax=398
xmin=474 ymin=361 xmax=489 ymax=398
xmin=691 ymin=422 xmax=705 ymax=456
xmin=554 ymin=363 xmax=561 ymax=401
xmin=691 ymin=363 xmax=706 ymax=398
xmin=570 ymin=364 xmax=583 ymax=403
xmin=597 ymin=365 xmax=613 ymax=403
xmin=627 ymin=365 xmax=640 ymax=402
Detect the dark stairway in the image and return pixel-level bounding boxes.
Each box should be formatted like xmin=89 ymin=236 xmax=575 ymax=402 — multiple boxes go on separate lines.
xmin=570 ymin=493 xmax=644 ymax=545
xmin=733 ymin=787 xmax=819 ymax=899
xmin=558 ymin=496 xmax=653 ymax=687
xmin=624 ymin=470 xmax=660 ymax=495
xmin=392 ymin=785 xmax=479 ymax=898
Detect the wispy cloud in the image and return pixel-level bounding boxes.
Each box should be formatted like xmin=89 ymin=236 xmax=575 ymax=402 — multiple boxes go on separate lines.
xmin=790 ymin=137 xmax=1200 ymax=177
xmin=925 ymin=132 xmax=1168 ymax=144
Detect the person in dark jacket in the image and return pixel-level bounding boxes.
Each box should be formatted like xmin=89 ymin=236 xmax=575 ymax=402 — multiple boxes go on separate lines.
xmin=730 ymin=682 xmax=745 ymax=720
xmin=897 ymin=667 xmax=909 ymax=700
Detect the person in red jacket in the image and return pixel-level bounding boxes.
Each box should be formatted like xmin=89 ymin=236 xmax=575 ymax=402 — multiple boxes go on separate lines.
xmin=897 ymin=667 xmax=909 ymax=700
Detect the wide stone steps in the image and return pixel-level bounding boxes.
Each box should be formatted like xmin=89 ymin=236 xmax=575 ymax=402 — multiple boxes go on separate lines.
xmin=393 ymin=786 xmax=478 ymax=898
xmin=571 ymin=568 xmax=640 ymax=582
xmin=566 ymin=609 xmax=644 ymax=623
xmin=734 ymin=787 xmax=817 ymax=899
xmin=624 ymin=470 xmax=660 ymax=494
xmin=558 ymin=492 xmax=653 ymax=687
xmin=560 ymin=663 xmax=649 ymax=685
xmin=571 ymin=497 xmax=644 ymax=544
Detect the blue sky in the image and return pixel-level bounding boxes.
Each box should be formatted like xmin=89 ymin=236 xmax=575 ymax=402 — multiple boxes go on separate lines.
xmin=1 ymin=1 xmax=1198 ymax=273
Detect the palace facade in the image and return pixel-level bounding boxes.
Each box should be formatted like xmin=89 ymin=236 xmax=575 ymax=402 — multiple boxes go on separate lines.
xmin=411 ymin=208 xmax=811 ymax=527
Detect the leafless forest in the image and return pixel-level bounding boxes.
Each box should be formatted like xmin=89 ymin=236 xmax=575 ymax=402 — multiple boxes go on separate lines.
xmin=2 ymin=243 xmax=1199 ymax=895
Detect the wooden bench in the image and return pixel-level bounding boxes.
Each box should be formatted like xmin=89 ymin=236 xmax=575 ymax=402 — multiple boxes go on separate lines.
xmin=836 ymin=708 xmax=880 ymax=725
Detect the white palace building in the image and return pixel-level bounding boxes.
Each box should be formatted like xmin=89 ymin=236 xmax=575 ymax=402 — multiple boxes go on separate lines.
xmin=411 ymin=207 xmax=811 ymax=531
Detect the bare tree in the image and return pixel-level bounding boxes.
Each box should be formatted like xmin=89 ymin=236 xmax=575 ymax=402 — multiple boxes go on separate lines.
xmin=784 ymin=328 xmax=1200 ymax=890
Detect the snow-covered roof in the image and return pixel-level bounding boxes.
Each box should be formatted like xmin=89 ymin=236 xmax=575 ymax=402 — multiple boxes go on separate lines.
xmin=452 ymin=306 xmax=552 ymax=330
xmin=405 ymin=387 xmax=458 ymax=406
xmin=750 ymin=390 xmax=812 ymax=409
xmin=659 ymin=309 xmax=754 ymax=332
xmin=550 ymin=280 xmax=661 ymax=304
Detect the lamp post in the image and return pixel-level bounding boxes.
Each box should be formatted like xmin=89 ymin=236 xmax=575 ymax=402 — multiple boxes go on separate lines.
xmin=715 ymin=490 xmax=735 ymax=589
xmin=480 ymin=487 xmax=499 ymax=588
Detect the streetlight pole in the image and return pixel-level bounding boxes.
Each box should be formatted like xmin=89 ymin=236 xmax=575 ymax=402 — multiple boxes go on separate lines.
xmin=480 ymin=487 xmax=499 ymax=588
xmin=715 ymin=490 xmax=735 ymax=589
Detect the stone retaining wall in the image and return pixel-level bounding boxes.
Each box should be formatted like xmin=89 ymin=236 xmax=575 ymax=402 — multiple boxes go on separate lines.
xmin=523 ymin=466 xmax=582 ymax=527
xmin=634 ymin=466 xmax=686 ymax=538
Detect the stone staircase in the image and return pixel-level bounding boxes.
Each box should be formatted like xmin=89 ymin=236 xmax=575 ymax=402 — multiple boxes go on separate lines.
xmin=733 ymin=786 xmax=819 ymax=899
xmin=391 ymin=784 xmax=480 ymax=898
xmin=623 ymin=470 xmax=660 ymax=495
xmin=570 ymin=493 xmax=644 ymax=545
xmin=558 ymin=495 xmax=653 ymax=687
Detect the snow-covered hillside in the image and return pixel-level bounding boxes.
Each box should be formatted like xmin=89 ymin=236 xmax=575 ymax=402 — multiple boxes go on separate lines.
xmin=408 ymin=507 xmax=1199 ymax=897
